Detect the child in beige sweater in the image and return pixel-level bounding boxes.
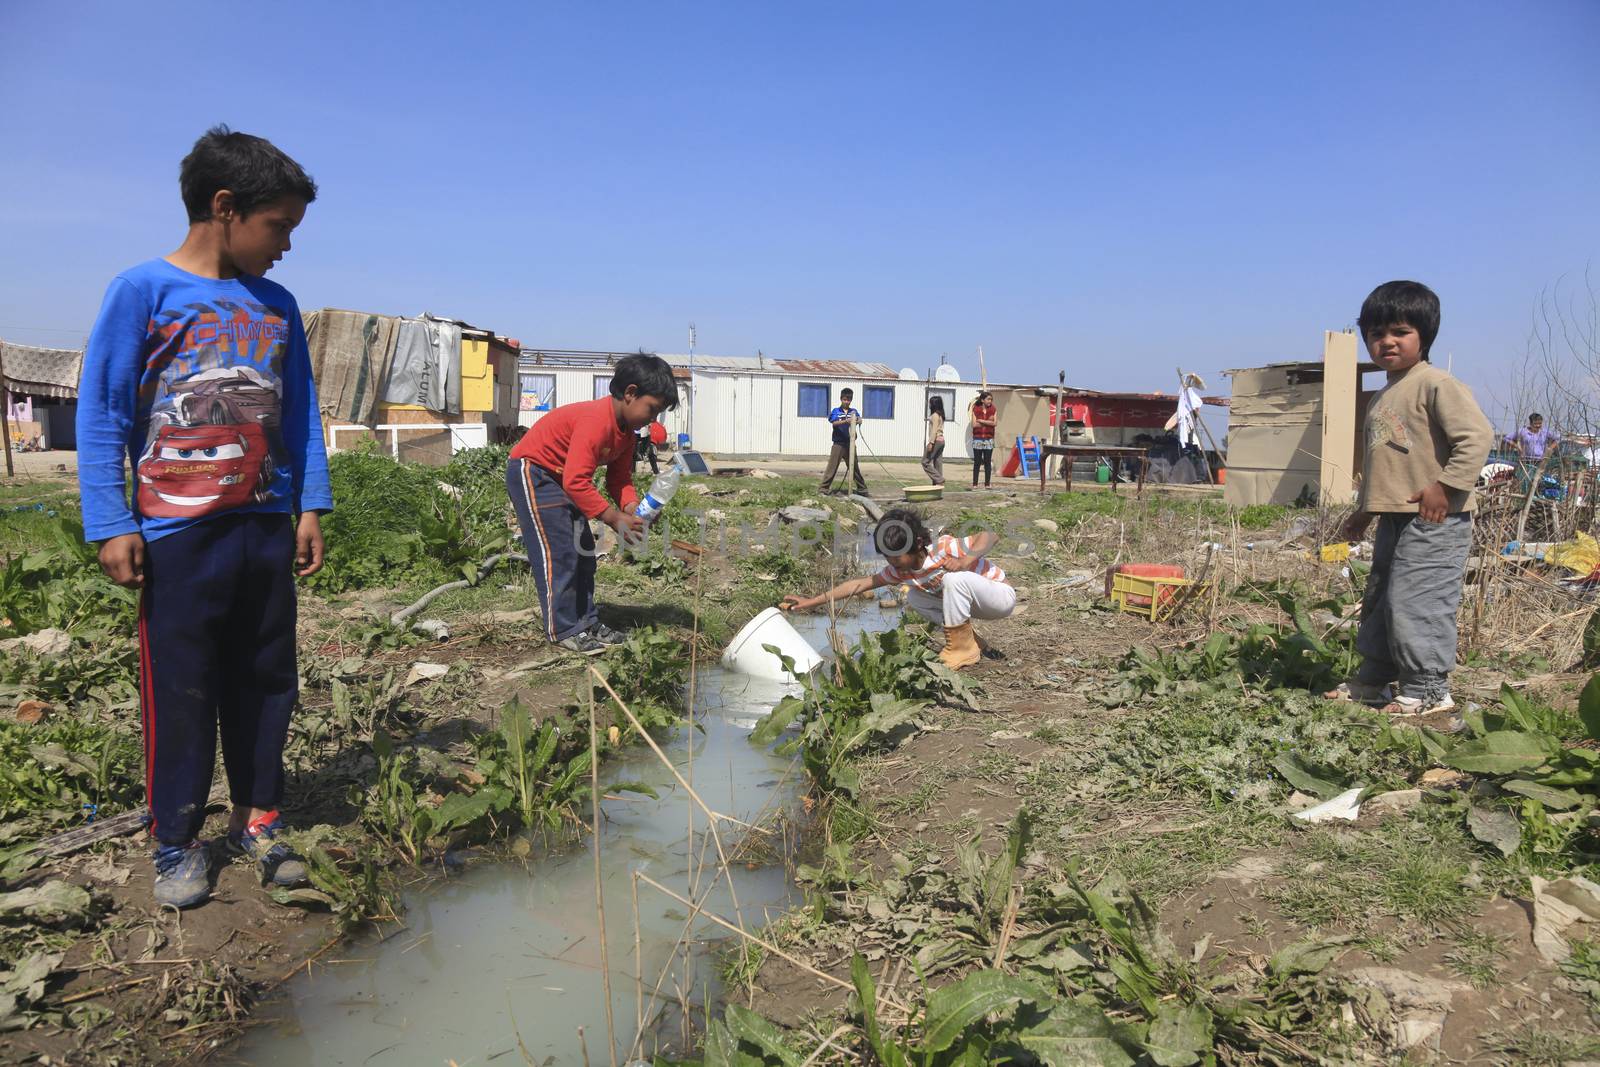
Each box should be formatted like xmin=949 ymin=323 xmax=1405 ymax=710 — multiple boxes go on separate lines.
xmin=1329 ymin=280 xmax=1494 ymax=717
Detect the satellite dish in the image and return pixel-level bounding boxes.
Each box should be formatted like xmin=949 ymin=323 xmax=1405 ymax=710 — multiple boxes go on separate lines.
xmin=898 ymin=367 xmax=919 ymax=381
xmin=934 ymin=364 xmax=961 ymax=383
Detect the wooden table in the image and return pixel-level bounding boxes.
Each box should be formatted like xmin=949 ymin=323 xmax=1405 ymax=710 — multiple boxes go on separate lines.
xmin=1038 ymin=444 xmax=1149 ymax=496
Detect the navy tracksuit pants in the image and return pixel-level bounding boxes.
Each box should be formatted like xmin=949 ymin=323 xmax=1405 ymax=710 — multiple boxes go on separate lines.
xmin=507 ymin=457 xmax=598 ymax=642
xmin=140 ymin=513 xmax=298 ymax=845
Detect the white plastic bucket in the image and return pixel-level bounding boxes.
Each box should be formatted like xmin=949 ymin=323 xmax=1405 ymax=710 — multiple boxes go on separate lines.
xmin=721 ymin=608 xmax=823 ymax=682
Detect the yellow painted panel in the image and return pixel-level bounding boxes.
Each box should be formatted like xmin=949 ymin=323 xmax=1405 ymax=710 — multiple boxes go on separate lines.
xmin=461 ymin=339 xmax=493 ymax=412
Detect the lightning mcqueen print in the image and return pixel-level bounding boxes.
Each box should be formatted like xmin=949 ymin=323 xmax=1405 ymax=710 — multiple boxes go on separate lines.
xmin=136 ymin=423 xmax=272 ymax=519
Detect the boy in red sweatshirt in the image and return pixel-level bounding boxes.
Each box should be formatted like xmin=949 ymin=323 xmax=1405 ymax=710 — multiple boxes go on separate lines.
xmin=507 ymin=353 xmax=678 ymax=652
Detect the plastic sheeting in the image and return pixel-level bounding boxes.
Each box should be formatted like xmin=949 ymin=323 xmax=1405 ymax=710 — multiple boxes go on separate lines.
xmin=384 ymin=315 xmax=462 ymax=415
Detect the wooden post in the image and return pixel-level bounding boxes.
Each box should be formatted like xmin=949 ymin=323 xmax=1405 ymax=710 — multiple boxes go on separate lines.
xmin=847 ymin=417 xmax=860 ymax=492
xmin=0 ymin=353 xmax=14 ymax=478
xmin=1052 ymin=370 xmax=1066 ymax=480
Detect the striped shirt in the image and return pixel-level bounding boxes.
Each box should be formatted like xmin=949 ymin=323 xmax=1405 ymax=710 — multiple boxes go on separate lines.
xmin=878 ymin=534 xmax=1006 ymax=594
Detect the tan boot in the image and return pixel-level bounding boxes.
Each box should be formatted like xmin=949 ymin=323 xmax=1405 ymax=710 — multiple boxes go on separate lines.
xmin=939 ymin=622 xmax=982 ymax=670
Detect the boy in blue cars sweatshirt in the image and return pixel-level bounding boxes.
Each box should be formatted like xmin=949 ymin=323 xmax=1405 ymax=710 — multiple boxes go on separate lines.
xmin=76 ymin=126 xmax=332 ymax=908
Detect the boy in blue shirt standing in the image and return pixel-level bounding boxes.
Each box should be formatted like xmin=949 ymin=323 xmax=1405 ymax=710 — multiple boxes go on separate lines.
xmin=77 ymin=126 xmax=333 ymax=908
xmin=818 ymin=388 xmax=869 ymax=495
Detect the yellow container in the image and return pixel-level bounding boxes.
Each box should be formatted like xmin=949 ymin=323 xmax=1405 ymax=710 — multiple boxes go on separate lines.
xmin=1108 ymin=571 xmax=1195 ymax=621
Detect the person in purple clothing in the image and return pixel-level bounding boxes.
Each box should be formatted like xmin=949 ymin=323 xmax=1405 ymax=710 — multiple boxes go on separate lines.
xmin=76 ymin=126 xmax=333 ymax=909
xmin=1505 ymin=413 xmax=1559 ymax=463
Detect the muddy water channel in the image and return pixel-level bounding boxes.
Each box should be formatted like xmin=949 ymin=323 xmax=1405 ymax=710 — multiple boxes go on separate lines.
xmin=231 ymin=607 xmax=896 ymax=1066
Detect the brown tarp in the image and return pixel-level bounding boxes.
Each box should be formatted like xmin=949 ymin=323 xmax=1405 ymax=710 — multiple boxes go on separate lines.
xmin=303 ymin=309 xmax=399 ymax=426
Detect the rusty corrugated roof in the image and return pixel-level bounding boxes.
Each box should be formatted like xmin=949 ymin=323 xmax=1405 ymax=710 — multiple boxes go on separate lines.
xmin=772 ymin=358 xmax=899 ymax=378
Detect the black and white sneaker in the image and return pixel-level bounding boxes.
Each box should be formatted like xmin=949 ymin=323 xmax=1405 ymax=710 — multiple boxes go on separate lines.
xmin=592 ymin=623 xmax=627 ymax=646
xmin=557 ymin=631 xmax=609 ymax=655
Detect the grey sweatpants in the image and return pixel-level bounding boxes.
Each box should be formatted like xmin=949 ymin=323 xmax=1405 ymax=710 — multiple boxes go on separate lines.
xmin=1354 ymin=512 xmax=1473 ymax=703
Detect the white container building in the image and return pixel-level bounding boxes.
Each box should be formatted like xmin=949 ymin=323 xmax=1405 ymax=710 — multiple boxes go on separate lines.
xmin=516 ymin=350 xmax=981 ymax=460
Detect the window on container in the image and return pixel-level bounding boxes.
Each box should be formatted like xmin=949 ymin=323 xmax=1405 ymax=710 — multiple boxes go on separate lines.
xmin=928 ymin=388 xmax=956 ymax=425
xmin=863 ymin=385 xmax=895 ymax=419
xmin=520 ymin=373 xmax=556 ymax=411
xmin=797 ymin=382 xmax=830 ymax=417
xmin=593 ymin=374 xmax=612 ymax=400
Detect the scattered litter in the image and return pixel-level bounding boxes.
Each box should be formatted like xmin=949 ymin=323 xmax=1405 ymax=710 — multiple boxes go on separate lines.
xmin=1032 ymin=518 xmax=1059 ymax=533
xmin=0 ymin=628 xmax=72 ymax=657
xmin=1530 ymin=875 xmax=1600 ymax=962
xmin=749 ymin=469 xmax=781 ymax=480
xmin=987 ymin=729 xmax=1027 ymax=742
xmin=412 ymin=618 xmax=451 ymax=640
xmin=1466 ymin=805 xmax=1521 ymax=856
xmin=81 ymin=853 xmax=132 ymax=887
xmin=1546 ymin=532 xmax=1600 ymax=576
xmin=1346 ymin=967 xmax=1468 ymax=1052
xmin=403 ymin=662 xmax=449 ymax=687
xmin=1289 ymin=787 xmax=1363 ymax=824
xmin=0 ymin=881 xmax=93 ymax=925
xmin=779 ymin=506 xmax=832 ymax=524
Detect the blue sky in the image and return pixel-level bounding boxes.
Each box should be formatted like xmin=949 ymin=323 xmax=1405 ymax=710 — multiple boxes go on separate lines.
xmin=1 ymin=1 xmax=1595 ymax=424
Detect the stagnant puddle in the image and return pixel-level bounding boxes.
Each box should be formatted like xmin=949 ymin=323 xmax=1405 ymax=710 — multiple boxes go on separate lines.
xmin=230 ymin=606 xmax=897 ymax=1066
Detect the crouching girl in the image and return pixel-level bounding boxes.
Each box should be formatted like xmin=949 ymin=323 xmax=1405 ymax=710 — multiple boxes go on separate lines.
xmin=779 ymin=508 xmax=1014 ymax=670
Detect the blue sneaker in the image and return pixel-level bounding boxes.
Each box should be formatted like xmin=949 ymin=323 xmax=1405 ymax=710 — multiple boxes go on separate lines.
xmin=152 ymin=842 xmax=211 ymax=908
xmin=226 ymin=812 xmax=308 ymax=887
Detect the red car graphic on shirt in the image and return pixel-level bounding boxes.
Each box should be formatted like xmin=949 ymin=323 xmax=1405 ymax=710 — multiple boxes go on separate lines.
xmin=136 ymin=423 xmax=271 ymax=519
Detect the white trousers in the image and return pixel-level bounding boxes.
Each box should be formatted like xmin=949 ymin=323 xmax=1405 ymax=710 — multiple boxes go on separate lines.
xmin=905 ymin=572 xmax=1017 ymax=627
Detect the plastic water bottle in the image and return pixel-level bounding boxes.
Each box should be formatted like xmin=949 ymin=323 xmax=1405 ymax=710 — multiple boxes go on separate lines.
xmin=635 ymin=465 xmax=681 ymax=523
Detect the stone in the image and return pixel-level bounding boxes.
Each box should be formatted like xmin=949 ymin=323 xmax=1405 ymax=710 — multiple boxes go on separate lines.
xmin=1367 ymin=789 xmax=1422 ymax=815
xmin=1215 ymin=855 xmax=1276 ymax=884
xmin=779 ymin=506 xmax=832 ymax=524
xmin=0 ymin=628 xmax=72 ymax=658
xmin=1418 ymin=768 xmax=1471 ymax=790
xmin=1286 ymin=791 xmax=1318 ymax=811
xmin=13 ymin=700 xmax=50 ymax=725
xmin=750 ymin=469 xmax=781 ymax=480
xmin=1032 ymin=518 xmax=1060 ymax=532
xmin=685 ymin=483 xmax=713 ymax=496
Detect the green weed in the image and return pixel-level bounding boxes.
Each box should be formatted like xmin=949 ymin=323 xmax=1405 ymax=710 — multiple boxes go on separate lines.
xmin=1446 ymin=927 xmax=1510 ymax=989
xmin=751 ymin=622 xmax=973 ymax=798
xmin=0 ymin=518 xmax=136 ymax=638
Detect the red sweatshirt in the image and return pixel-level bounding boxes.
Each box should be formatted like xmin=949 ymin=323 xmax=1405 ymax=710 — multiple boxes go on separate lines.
xmin=510 ymin=397 xmax=640 ymax=518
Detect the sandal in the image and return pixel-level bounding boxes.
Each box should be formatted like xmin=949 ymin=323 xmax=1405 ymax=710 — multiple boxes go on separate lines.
xmin=1322 ymin=680 xmax=1393 ymax=706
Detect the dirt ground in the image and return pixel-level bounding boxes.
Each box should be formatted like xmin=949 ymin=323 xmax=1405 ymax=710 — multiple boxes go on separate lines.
xmin=5 ymin=468 xmax=1600 ymax=1064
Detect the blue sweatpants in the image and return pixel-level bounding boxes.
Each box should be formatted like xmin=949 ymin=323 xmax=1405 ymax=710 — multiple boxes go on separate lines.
xmin=507 ymin=457 xmax=598 ymax=642
xmin=139 ymin=513 xmax=298 ymax=845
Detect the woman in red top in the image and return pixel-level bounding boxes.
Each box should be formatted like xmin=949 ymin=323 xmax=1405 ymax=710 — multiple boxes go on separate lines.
xmin=969 ymin=391 xmax=997 ymax=487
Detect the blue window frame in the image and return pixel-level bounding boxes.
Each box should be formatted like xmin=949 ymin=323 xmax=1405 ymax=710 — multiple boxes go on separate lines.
xmin=863 ymin=385 xmax=895 ymax=420
xmin=797 ymin=382 xmax=830 ymax=417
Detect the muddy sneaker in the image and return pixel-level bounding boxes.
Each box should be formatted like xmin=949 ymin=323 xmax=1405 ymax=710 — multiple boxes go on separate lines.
xmin=591 ymin=623 xmax=627 ymax=646
xmin=226 ymin=812 xmax=308 ymax=887
xmin=1322 ymin=680 xmax=1393 ymax=706
xmin=152 ymin=841 xmax=211 ymax=908
xmin=557 ymin=631 xmax=609 ymax=655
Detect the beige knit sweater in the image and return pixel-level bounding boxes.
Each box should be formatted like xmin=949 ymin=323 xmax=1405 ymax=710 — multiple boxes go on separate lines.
xmin=1358 ymin=362 xmax=1495 ymax=513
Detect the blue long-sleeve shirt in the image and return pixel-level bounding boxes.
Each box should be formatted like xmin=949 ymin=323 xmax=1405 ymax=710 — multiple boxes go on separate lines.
xmin=76 ymin=258 xmax=333 ymax=543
